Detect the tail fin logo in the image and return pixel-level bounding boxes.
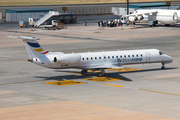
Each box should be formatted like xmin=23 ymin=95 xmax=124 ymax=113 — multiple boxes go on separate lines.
xmin=27 ymin=42 xmax=44 ymax=52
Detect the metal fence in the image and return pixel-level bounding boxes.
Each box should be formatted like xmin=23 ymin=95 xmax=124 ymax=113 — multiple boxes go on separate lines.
xmin=58 ymin=7 xmax=112 ymax=15
xmin=6 ymin=12 xmax=47 ymax=22
xmin=5 ymin=7 xmax=112 ymax=22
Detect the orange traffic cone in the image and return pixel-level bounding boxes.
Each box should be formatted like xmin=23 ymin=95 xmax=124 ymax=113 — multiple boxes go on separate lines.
xmin=34 ymin=27 xmax=36 ymax=31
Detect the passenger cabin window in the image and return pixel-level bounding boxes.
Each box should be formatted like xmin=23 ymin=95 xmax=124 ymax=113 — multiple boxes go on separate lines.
xmin=99 ymin=57 xmax=101 ymax=59
xmin=82 ymin=58 xmax=84 ymax=60
xmin=95 ymin=57 xmax=97 ymax=59
xmin=104 ymin=56 xmax=106 ymax=59
xmin=108 ymin=56 xmax=110 ymax=59
xmin=124 ymin=55 xmax=126 ymax=58
xmin=132 ymin=55 xmax=134 ymax=57
xmin=116 ymin=56 xmax=118 ymax=58
xmin=140 ymin=54 xmax=142 ymax=57
xmin=120 ymin=55 xmax=122 ymax=58
xmin=128 ymin=55 xmax=130 ymax=57
xmin=112 ymin=56 xmax=114 ymax=58
xmin=136 ymin=55 xmax=138 ymax=57
xmin=87 ymin=58 xmax=88 ymax=60
xmin=91 ymin=57 xmax=93 ymax=60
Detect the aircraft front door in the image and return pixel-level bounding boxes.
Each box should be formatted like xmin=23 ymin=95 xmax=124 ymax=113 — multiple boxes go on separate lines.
xmin=146 ymin=52 xmax=150 ymax=62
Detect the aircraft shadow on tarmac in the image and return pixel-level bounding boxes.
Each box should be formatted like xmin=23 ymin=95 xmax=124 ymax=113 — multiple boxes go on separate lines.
xmin=35 ymin=70 xmax=132 ymax=82
xmin=113 ymin=67 xmax=177 ymax=74
xmin=35 ymin=67 xmax=177 ymax=82
xmin=129 ymin=23 xmax=180 ymax=29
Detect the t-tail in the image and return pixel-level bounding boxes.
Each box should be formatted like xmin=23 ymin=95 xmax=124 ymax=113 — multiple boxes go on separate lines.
xmin=19 ymin=36 xmax=49 ymax=61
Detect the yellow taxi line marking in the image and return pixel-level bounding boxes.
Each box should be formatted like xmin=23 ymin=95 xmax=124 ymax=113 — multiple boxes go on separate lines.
xmin=0 ymin=57 xmax=27 ymax=61
xmin=103 ymin=83 xmax=123 ymax=87
xmin=107 ymin=67 xmax=142 ymax=72
xmin=83 ymin=77 xmax=122 ymax=82
xmin=44 ymin=80 xmax=87 ymax=86
xmin=88 ymin=70 xmax=108 ymax=73
xmin=139 ymin=89 xmax=180 ymax=96
xmin=69 ymin=72 xmax=81 ymax=75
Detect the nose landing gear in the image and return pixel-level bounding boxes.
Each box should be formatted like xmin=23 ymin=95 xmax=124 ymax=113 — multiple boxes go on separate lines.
xmin=161 ymin=63 xmax=166 ymax=70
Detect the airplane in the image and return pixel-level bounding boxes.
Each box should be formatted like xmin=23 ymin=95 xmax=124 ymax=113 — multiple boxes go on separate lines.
xmin=125 ymin=9 xmax=180 ymax=26
xmin=18 ymin=36 xmax=173 ymax=77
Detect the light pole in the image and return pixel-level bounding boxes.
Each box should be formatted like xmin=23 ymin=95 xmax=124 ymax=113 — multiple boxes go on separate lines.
xmin=127 ymin=0 xmax=129 ymax=15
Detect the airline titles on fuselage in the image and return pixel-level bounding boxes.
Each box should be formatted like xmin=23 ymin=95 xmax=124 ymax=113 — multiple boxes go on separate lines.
xmin=117 ymin=58 xmax=143 ymax=63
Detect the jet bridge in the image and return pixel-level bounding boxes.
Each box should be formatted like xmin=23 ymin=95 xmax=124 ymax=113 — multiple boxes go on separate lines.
xmin=34 ymin=11 xmax=59 ymax=27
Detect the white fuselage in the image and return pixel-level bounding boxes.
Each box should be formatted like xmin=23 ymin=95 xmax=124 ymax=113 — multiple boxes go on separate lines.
xmin=32 ymin=49 xmax=173 ymax=70
xmin=130 ymin=9 xmax=180 ymax=25
xmin=156 ymin=10 xmax=180 ymax=24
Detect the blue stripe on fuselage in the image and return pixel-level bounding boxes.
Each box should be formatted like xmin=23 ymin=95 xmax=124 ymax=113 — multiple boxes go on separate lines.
xmin=27 ymin=42 xmax=41 ymax=48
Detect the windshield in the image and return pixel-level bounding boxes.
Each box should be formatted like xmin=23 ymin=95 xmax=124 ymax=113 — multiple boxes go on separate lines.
xmin=159 ymin=51 xmax=164 ymax=55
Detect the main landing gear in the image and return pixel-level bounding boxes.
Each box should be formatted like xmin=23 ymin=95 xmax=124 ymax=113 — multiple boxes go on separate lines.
xmin=81 ymin=69 xmax=87 ymax=76
xmin=161 ymin=63 xmax=166 ymax=70
xmin=97 ymin=69 xmax=105 ymax=77
xmin=80 ymin=69 xmax=105 ymax=77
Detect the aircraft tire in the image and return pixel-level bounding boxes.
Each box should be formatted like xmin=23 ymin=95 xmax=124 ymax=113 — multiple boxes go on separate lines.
xmin=81 ymin=69 xmax=87 ymax=75
xmin=97 ymin=72 xmax=103 ymax=77
xmin=161 ymin=66 xmax=166 ymax=70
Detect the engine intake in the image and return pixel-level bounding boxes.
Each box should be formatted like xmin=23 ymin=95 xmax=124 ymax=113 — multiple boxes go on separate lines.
xmin=54 ymin=54 xmax=81 ymax=64
xmin=129 ymin=16 xmax=138 ymax=22
xmin=138 ymin=16 xmax=144 ymax=20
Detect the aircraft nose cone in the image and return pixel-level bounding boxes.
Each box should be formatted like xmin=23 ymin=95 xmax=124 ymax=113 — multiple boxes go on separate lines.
xmin=168 ymin=55 xmax=173 ymax=60
xmin=166 ymin=55 xmax=173 ymax=61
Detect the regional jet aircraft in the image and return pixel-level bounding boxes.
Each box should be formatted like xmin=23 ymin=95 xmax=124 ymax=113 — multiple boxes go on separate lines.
xmin=19 ymin=36 xmax=173 ymax=77
xmin=126 ymin=9 xmax=180 ymax=26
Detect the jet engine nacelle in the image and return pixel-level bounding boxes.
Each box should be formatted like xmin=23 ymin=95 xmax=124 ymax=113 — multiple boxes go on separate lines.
xmin=173 ymin=12 xmax=178 ymax=21
xmin=129 ymin=16 xmax=138 ymax=22
xmin=54 ymin=54 xmax=81 ymax=64
xmin=137 ymin=16 xmax=144 ymax=20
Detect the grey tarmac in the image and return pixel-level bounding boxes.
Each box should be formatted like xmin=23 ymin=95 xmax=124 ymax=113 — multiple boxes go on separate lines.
xmin=0 ymin=15 xmax=180 ymax=119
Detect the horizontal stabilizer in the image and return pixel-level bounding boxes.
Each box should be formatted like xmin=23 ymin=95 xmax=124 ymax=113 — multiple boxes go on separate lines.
xmin=19 ymin=36 xmax=40 ymax=42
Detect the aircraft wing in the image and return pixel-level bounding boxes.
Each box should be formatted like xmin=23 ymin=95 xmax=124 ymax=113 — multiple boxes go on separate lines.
xmin=125 ymin=10 xmax=158 ymax=17
xmin=83 ymin=63 xmax=125 ymax=70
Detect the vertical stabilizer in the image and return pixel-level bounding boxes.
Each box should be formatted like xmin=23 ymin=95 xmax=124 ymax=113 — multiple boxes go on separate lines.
xmin=19 ymin=36 xmax=49 ymax=59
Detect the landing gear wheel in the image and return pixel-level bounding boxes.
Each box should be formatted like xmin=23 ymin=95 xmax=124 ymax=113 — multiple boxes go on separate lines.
xmin=97 ymin=72 xmax=103 ymax=77
xmin=161 ymin=66 xmax=166 ymax=70
xmin=161 ymin=63 xmax=166 ymax=70
xmin=97 ymin=69 xmax=105 ymax=77
xmin=81 ymin=69 xmax=87 ymax=76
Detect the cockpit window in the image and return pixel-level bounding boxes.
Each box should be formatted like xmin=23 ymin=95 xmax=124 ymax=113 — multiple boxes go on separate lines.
xmin=159 ymin=51 xmax=164 ymax=55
